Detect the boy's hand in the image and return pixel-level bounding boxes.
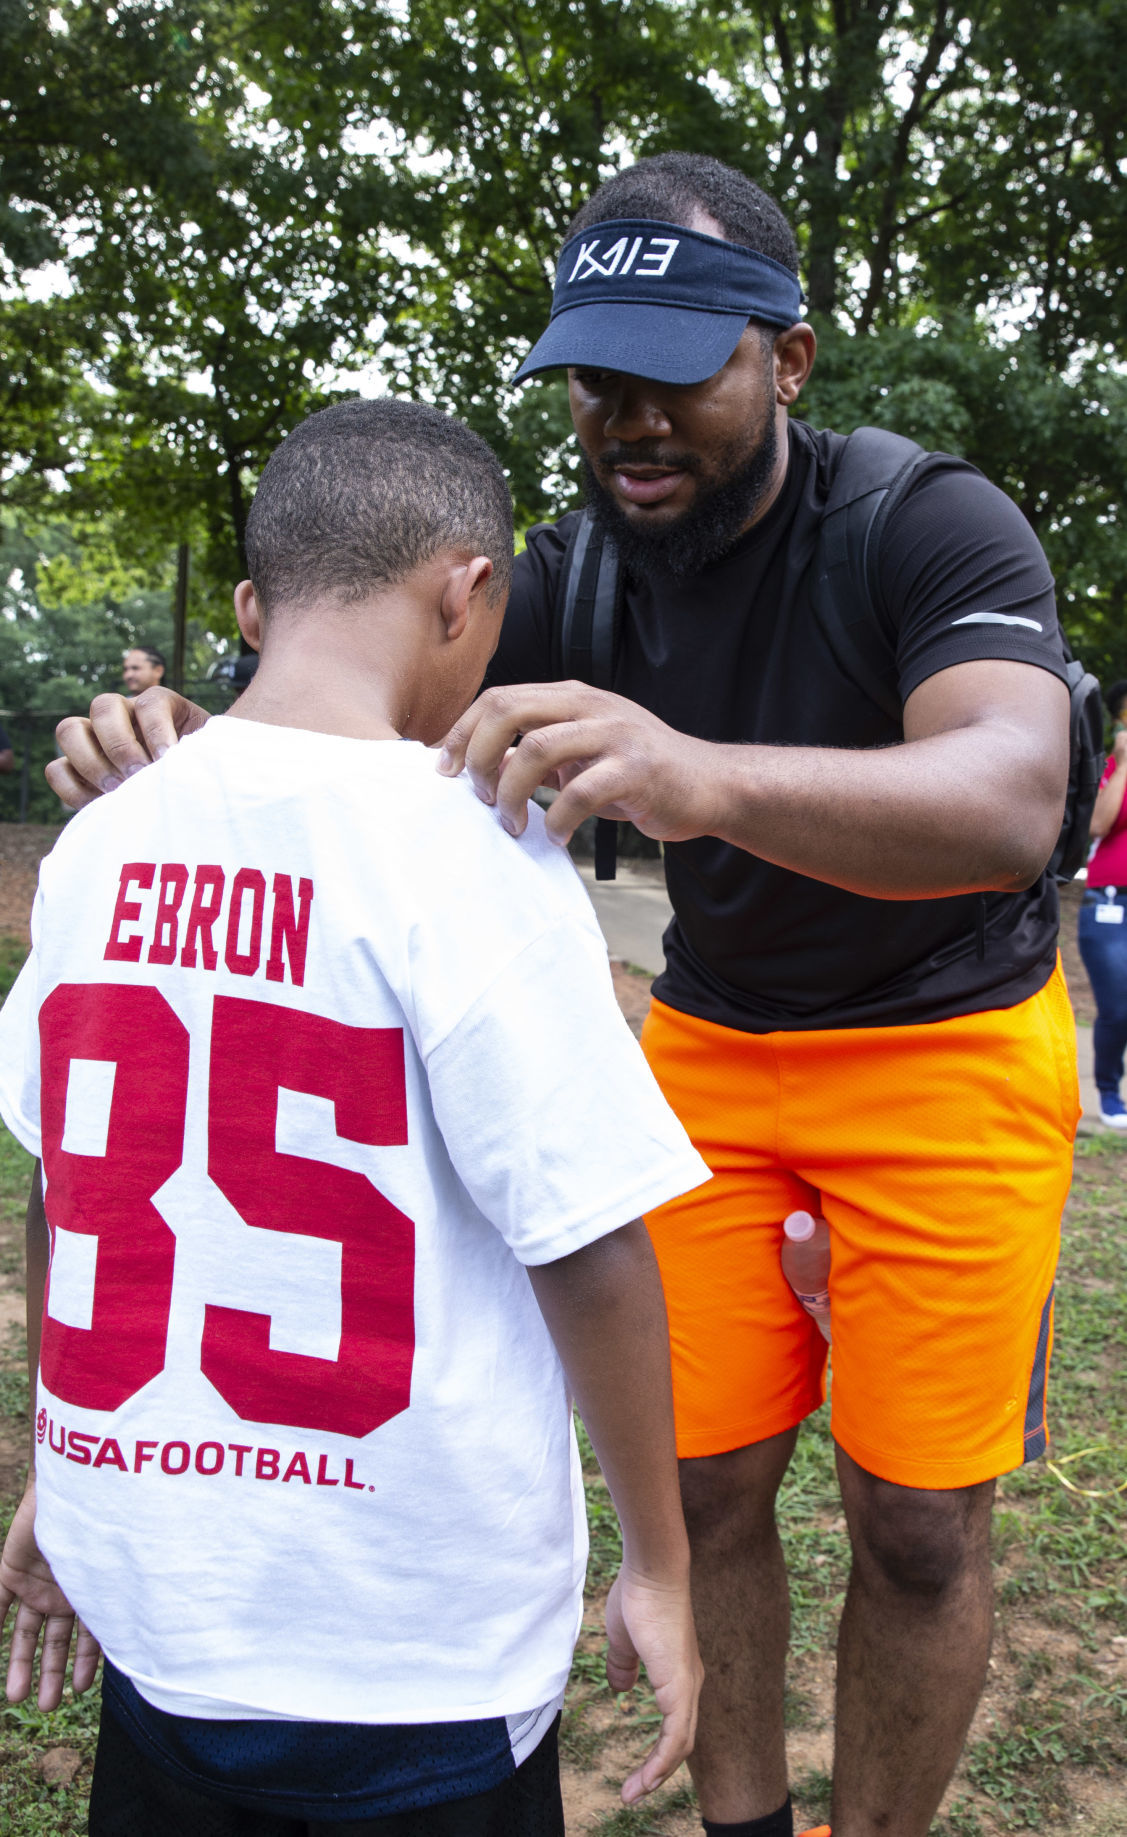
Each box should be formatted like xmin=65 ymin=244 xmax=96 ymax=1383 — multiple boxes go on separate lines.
xmin=0 ymin=1487 xmax=100 ymax=1708
xmin=606 ymin=1562 xmax=702 ymax=1806
xmin=47 ymin=688 xmax=209 ymax=810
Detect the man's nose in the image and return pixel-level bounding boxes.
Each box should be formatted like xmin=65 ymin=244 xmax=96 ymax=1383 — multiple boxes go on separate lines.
xmin=602 ymin=380 xmax=673 ymax=442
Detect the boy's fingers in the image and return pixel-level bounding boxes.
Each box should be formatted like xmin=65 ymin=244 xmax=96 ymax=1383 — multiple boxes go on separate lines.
xmin=5 ymin=1600 xmax=44 ymax=1702
xmin=619 ymin=1689 xmax=697 ymax=1805
xmin=36 ymin=1614 xmax=74 ymax=1710
xmin=605 ymin=1641 xmax=640 ymax=1693
xmin=72 ymin=1621 xmax=101 ymax=1695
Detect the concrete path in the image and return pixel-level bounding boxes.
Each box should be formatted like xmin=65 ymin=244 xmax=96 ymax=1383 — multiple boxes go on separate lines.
xmin=577 ymin=857 xmax=1107 ymax=1136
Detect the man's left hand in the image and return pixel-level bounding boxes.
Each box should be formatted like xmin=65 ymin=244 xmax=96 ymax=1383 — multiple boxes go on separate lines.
xmin=438 ymin=681 xmax=718 ymax=845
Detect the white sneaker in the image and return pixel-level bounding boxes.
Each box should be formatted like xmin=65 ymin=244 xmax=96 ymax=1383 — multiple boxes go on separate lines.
xmin=1098 ymin=1095 xmax=1127 ymax=1128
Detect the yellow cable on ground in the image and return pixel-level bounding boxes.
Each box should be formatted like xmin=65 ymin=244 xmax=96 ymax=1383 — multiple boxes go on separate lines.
xmin=1045 ymin=1446 xmax=1127 ymax=1498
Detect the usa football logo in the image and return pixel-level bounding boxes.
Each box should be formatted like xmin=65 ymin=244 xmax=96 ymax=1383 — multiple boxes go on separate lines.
xmin=36 ymin=1407 xmax=46 ymax=1444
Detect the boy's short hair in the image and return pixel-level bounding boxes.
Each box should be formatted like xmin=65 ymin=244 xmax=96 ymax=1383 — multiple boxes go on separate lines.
xmin=246 ymin=399 xmax=514 ymax=615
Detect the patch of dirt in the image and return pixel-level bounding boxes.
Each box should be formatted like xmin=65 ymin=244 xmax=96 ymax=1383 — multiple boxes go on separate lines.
xmin=37 ymin=1746 xmax=84 ymax=1787
xmin=0 ymin=823 xmax=62 ymax=937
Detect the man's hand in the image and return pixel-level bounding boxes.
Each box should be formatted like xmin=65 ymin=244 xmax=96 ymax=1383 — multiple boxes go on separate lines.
xmin=0 ymin=1487 xmax=100 ymax=1708
xmin=47 ymin=688 xmax=209 ymax=810
xmin=606 ymin=1563 xmax=702 ymax=1806
xmin=444 ymin=661 xmax=1070 ymax=897
xmin=438 ymin=682 xmax=720 ymax=845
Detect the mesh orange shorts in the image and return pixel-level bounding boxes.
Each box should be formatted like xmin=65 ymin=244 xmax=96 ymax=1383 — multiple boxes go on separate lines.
xmin=641 ymin=962 xmax=1079 ymax=1489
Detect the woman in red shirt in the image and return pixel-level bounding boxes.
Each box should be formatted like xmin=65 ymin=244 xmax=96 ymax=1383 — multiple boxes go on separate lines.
xmin=1079 ymin=682 xmax=1127 ymax=1127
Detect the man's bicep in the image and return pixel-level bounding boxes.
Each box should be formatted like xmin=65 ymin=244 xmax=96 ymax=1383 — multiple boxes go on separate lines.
xmin=903 ymin=657 xmax=1069 ymax=750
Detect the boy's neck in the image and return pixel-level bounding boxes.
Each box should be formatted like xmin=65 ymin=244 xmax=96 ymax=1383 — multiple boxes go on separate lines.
xmin=225 ymin=625 xmax=407 ymax=744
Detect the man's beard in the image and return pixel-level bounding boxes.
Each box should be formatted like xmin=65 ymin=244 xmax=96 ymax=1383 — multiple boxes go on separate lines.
xmin=580 ymin=417 xmax=779 ymax=581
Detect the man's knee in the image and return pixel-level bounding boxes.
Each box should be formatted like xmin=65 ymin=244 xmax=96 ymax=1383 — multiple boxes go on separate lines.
xmin=679 ymin=1428 xmax=798 ymax=1552
xmin=840 ymin=1453 xmax=995 ymax=1601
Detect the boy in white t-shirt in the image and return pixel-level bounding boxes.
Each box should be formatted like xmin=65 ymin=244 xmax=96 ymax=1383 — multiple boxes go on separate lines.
xmin=0 ymin=399 xmax=709 ymax=1835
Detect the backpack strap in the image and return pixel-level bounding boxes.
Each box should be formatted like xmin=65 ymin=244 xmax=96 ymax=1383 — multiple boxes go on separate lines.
xmin=808 ymin=427 xmax=930 ymax=727
xmin=553 ymin=510 xmax=623 ymax=879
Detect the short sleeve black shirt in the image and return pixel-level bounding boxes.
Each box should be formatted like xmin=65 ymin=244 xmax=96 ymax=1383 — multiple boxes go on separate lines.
xmin=491 ymin=420 xmax=1067 ymax=1032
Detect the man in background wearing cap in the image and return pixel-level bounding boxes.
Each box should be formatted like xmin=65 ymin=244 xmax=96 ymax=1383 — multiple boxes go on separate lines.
xmin=49 ymin=153 xmax=1076 ymax=1837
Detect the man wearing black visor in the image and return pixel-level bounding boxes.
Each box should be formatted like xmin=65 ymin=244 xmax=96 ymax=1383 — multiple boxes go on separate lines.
xmin=48 ymin=153 xmax=1075 ymax=1837
xmin=442 ymin=154 xmax=1075 ymax=1837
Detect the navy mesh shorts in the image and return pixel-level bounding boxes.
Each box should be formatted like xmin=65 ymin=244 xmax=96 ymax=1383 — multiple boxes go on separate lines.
xmin=88 ymin=1697 xmax=565 ymax=1837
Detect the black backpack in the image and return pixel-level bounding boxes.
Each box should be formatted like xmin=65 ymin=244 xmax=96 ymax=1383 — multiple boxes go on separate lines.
xmin=552 ymin=426 xmax=1103 ymax=884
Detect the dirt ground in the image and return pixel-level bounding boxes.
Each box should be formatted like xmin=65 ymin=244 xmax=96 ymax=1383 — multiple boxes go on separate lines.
xmin=0 ymin=824 xmax=63 ymax=937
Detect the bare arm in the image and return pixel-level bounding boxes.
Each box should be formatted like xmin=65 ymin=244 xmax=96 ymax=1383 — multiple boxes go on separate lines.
xmin=0 ymin=749 xmax=14 ymax=775
xmin=438 ymin=659 xmax=1070 ymax=898
xmin=1089 ymin=732 xmax=1127 ymax=840
xmin=0 ymin=1166 xmax=100 ymax=1707
xmin=528 ymin=1220 xmax=701 ymax=1806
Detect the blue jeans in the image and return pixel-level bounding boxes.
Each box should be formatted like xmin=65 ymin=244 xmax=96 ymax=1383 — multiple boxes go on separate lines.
xmin=1078 ymin=889 xmax=1127 ymax=1097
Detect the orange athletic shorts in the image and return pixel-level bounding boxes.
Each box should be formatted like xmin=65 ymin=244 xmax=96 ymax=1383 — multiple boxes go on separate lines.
xmin=641 ymin=962 xmax=1079 ymax=1489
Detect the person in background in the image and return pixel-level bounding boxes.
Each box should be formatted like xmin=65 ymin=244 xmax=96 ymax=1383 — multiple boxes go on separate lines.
xmin=1078 ymin=680 xmax=1127 ymax=1128
xmin=0 ymin=722 xmax=14 ymax=774
xmin=122 ymin=646 xmax=166 ymax=693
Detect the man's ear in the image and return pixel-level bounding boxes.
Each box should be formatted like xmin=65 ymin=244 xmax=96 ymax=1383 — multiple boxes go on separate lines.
xmin=774 ymin=323 xmax=816 ymax=406
xmin=233 ymin=579 xmax=264 ymax=652
xmin=439 ymin=556 xmax=495 ymax=640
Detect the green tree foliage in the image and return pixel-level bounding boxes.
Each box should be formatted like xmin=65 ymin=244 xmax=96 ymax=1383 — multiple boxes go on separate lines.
xmin=0 ymin=513 xmax=231 ymax=818
xmin=2 ymin=0 xmax=1126 ymax=699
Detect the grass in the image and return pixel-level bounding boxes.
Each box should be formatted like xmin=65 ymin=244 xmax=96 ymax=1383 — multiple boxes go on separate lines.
xmin=0 ymin=942 xmax=27 ymax=1009
xmin=0 ymin=1081 xmax=1123 ymax=1828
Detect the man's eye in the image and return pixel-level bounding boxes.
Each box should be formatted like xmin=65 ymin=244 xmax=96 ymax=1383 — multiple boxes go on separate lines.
xmin=571 ymin=368 xmax=610 ymax=388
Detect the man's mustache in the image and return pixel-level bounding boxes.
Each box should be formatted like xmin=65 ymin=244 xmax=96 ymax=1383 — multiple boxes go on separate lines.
xmin=596 ymin=446 xmax=703 ymax=476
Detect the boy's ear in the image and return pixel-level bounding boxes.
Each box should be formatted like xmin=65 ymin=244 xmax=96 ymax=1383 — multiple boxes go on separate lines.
xmin=439 ymin=556 xmax=494 ymax=640
xmin=233 ymin=580 xmax=264 ymax=652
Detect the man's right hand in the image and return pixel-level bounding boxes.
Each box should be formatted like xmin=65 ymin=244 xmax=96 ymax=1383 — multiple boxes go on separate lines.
xmin=48 ymin=689 xmax=209 ymax=810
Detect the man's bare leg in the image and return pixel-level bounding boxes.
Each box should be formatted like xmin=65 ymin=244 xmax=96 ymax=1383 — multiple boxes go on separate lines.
xmin=832 ymin=1446 xmax=995 ymax=1837
xmin=679 ymin=1428 xmax=799 ymax=1823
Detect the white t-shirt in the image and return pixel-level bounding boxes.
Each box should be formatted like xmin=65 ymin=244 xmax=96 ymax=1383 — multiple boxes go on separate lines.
xmin=0 ymin=720 xmax=708 ymax=1726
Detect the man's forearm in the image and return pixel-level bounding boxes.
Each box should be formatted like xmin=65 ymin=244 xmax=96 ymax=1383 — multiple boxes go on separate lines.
xmin=701 ymin=724 xmax=1062 ymax=900
xmin=528 ymin=1222 xmax=689 ymax=1581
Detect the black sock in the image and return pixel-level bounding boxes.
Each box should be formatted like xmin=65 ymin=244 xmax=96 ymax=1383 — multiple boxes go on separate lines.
xmin=702 ymin=1797 xmax=795 ymax=1837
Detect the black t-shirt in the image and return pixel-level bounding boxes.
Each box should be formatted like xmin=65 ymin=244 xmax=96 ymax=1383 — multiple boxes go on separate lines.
xmin=493 ymin=419 xmax=1068 ymax=1032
